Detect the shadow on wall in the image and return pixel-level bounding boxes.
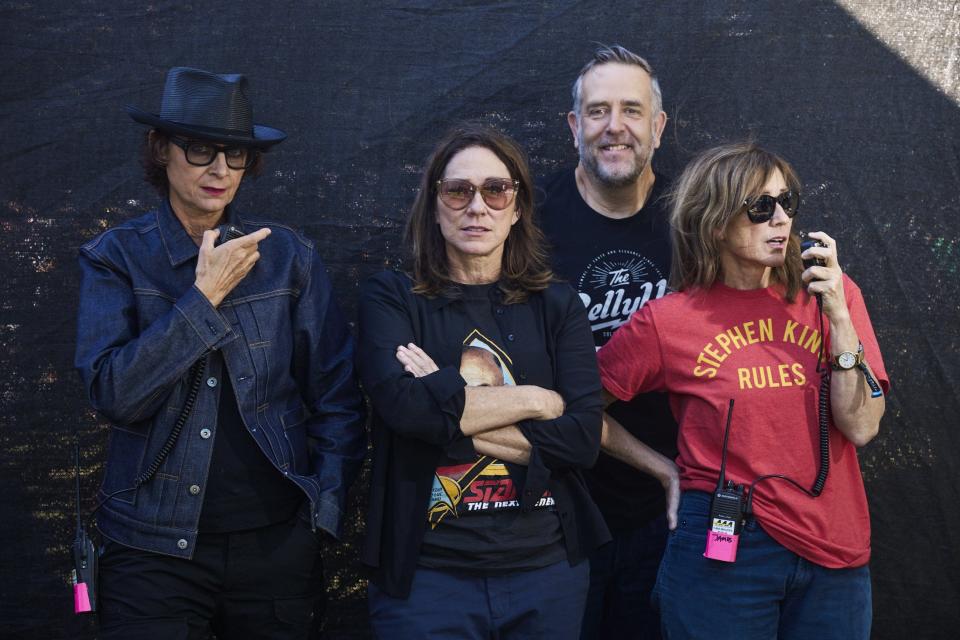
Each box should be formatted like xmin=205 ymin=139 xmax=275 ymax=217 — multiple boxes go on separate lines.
xmin=0 ymin=1 xmax=957 ymax=638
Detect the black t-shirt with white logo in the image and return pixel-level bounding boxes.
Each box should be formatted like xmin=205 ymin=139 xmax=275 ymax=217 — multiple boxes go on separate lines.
xmin=537 ymin=168 xmax=679 ymax=532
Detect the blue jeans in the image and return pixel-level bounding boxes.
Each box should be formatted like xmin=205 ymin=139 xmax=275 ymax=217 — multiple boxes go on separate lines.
xmin=580 ymin=514 xmax=667 ymax=640
xmin=368 ymin=560 xmax=589 ymax=639
xmin=653 ymin=491 xmax=871 ymax=640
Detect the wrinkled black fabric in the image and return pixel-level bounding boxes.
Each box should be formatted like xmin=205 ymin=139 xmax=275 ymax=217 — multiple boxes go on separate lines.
xmin=3 ymin=2 xmax=958 ymax=638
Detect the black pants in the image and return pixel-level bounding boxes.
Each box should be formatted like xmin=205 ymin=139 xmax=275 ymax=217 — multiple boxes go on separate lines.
xmin=98 ymin=516 xmax=324 ymax=640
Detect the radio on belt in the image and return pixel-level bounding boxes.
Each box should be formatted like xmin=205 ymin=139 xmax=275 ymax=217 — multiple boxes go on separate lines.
xmin=704 ymin=399 xmax=746 ymax=563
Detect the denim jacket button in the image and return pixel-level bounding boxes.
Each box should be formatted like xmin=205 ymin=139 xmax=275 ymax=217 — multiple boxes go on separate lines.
xmin=507 ymin=334 xmax=515 ymax=341
xmin=206 ymin=377 xmax=218 ymax=388
xmin=199 ymin=428 xmax=212 ymax=439
xmin=188 ymin=484 xmax=201 ymax=496
xmin=177 ymin=539 xmax=188 ymax=550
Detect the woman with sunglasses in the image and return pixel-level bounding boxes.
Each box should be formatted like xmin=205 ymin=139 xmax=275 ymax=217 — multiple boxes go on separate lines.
xmin=596 ymin=142 xmax=888 ymax=639
xmin=358 ymin=124 xmax=609 ymax=638
xmin=75 ymin=67 xmax=365 ymax=638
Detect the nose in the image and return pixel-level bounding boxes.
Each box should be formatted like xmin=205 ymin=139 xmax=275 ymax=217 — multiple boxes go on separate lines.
xmin=771 ymin=202 xmax=791 ymax=225
xmin=464 ymin=188 xmax=488 ymax=215
xmin=207 ymin=151 xmax=229 ymax=176
xmin=606 ymin=108 xmax=625 ymax=133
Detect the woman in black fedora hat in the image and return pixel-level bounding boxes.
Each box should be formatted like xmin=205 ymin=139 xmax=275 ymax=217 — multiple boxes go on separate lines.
xmin=75 ymin=67 xmax=366 ymax=639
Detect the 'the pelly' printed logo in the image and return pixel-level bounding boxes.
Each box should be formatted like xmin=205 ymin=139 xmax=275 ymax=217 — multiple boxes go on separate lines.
xmin=577 ymin=250 xmax=667 ymax=342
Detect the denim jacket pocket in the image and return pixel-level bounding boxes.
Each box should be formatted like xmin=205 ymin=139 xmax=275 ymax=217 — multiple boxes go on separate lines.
xmin=98 ymin=426 xmax=148 ymax=505
xmin=281 ymin=404 xmax=309 ymax=475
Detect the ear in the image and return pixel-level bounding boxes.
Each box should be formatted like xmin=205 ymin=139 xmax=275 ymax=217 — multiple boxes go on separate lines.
xmin=652 ymin=110 xmax=667 ymax=150
xmin=511 ymin=208 xmax=521 ymax=226
xmin=567 ymin=111 xmax=580 ymax=149
xmin=149 ymin=130 xmax=169 ymax=164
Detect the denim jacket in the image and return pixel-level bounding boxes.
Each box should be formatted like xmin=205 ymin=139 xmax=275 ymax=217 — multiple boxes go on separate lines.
xmin=75 ymin=200 xmax=366 ymax=558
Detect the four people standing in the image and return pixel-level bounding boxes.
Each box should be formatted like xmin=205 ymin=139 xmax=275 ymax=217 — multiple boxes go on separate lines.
xmin=76 ymin=51 xmax=887 ymax=639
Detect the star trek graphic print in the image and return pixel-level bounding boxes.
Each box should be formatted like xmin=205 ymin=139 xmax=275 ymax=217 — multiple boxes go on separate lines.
xmin=427 ymin=330 xmax=553 ymax=529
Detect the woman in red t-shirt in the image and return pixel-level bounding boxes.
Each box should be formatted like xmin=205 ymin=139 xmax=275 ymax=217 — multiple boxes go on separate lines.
xmin=597 ymin=142 xmax=888 ymax=640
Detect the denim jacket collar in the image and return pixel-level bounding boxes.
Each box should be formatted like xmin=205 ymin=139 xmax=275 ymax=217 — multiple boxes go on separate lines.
xmin=157 ymin=199 xmax=244 ymax=267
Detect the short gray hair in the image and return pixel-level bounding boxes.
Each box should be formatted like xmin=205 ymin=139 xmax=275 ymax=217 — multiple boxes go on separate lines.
xmin=571 ymin=44 xmax=663 ymax=117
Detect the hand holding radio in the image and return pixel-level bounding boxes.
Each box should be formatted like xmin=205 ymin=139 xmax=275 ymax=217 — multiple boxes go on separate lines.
xmin=195 ymin=225 xmax=271 ymax=307
xmin=800 ymin=239 xmax=825 ymax=271
xmin=799 ymin=231 xmax=847 ymax=320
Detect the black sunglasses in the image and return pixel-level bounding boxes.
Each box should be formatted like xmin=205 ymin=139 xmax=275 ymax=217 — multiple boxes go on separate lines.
xmin=742 ymin=190 xmax=800 ymax=223
xmin=169 ymin=137 xmax=257 ymax=170
xmin=435 ymin=178 xmax=520 ymax=211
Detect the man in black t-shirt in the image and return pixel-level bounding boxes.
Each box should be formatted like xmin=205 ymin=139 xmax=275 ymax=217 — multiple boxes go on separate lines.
xmin=537 ymin=44 xmax=679 ymax=640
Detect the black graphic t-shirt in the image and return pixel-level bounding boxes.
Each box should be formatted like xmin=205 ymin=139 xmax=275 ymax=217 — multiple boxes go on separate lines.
xmin=418 ymin=284 xmax=566 ymax=572
xmin=537 ymin=168 xmax=679 ymax=531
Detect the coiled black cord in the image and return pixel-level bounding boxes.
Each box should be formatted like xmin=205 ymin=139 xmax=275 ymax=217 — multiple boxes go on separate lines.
xmin=744 ymin=294 xmax=830 ymax=516
xmin=132 ymin=355 xmax=207 ymax=487
xmin=810 ymin=294 xmax=830 ymax=496
xmin=92 ymin=355 xmax=207 ymax=513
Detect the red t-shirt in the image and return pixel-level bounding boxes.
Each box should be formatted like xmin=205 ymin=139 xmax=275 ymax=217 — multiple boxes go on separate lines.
xmin=597 ymin=275 xmax=889 ymax=568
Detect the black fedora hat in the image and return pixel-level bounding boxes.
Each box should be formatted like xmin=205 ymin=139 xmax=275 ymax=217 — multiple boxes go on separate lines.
xmin=126 ymin=67 xmax=286 ymax=148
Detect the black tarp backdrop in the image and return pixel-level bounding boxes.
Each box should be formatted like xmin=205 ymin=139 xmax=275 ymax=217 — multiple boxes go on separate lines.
xmin=1 ymin=1 xmax=957 ymax=638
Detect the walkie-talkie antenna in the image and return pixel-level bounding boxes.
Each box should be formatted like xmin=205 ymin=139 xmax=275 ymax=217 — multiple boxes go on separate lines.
xmin=716 ymin=399 xmax=735 ymax=492
xmin=74 ymin=439 xmax=82 ymax=532
xmin=72 ymin=436 xmax=96 ymax=613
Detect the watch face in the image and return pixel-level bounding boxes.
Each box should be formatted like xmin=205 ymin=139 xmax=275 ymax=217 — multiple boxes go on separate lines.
xmin=838 ymin=352 xmax=857 ymax=369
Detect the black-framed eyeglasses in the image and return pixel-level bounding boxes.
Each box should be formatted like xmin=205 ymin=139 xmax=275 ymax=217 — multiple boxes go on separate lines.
xmin=169 ymin=137 xmax=257 ymax=170
xmin=435 ymin=178 xmax=520 ymax=211
xmin=742 ymin=190 xmax=800 ymax=223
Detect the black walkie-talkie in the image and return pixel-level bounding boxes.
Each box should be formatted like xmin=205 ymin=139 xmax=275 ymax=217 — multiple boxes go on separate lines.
xmin=704 ymin=400 xmax=745 ymax=562
xmin=800 ymin=237 xmax=825 ymax=270
xmin=215 ymin=224 xmax=245 ymax=246
xmin=72 ymin=441 xmax=97 ymax=614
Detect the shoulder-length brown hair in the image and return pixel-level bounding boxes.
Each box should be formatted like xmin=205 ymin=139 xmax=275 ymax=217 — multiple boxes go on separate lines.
xmin=668 ymin=142 xmax=805 ymax=302
xmin=406 ymin=124 xmax=552 ymax=304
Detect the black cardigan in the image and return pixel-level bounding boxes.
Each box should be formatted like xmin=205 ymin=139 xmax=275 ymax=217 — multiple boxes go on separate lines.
xmin=358 ymin=271 xmax=610 ymax=597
